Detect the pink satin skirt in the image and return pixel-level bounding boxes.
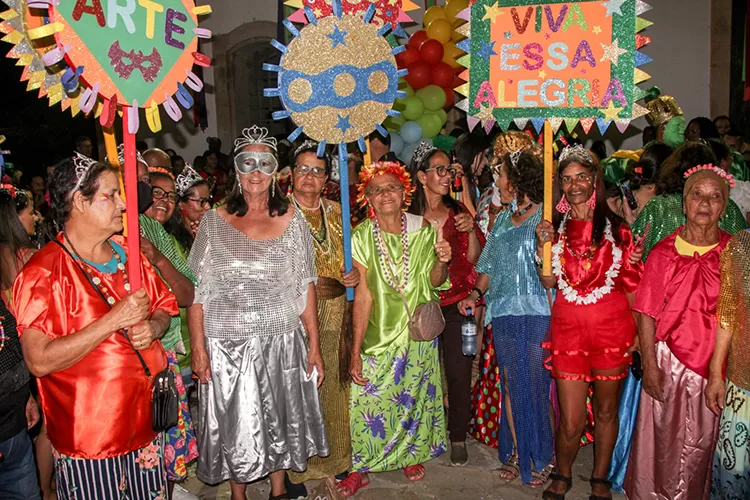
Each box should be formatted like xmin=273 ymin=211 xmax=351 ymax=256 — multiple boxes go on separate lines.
xmin=624 ymin=342 xmax=719 ymax=500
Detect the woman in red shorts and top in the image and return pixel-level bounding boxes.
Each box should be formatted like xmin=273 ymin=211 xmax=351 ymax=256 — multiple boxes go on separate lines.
xmin=536 ymin=145 xmax=643 ymax=500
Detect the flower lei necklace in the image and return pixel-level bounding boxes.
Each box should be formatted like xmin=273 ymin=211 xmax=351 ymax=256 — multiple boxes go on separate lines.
xmin=551 ymin=213 xmax=622 ymax=305
xmin=372 ymin=213 xmax=409 ymax=293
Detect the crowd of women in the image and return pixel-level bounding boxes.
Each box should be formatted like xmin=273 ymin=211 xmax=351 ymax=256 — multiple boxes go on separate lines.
xmin=1 ymin=103 xmax=750 ymax=500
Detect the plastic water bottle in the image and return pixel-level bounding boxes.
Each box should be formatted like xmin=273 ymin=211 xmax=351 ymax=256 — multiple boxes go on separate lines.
xmin=461 ymin=308 xmax=478 ymax=356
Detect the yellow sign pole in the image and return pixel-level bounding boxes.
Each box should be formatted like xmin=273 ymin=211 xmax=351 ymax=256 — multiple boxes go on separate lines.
xmin=543 ymin=120 xmax=553 ymax=277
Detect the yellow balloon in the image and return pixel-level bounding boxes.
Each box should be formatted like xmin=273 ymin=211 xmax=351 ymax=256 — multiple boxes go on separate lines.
xmin=423 ymin=6 xmax=447 ymax=28
xmin=444 ymin=0 xmax=468 ymax=23
xmin=442 ymin=41 xmax=463 ymax=69
xmin=426 ymin=18 xmax=452 ymax=44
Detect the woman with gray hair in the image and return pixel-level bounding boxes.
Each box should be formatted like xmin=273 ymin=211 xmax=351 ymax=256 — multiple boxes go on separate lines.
xmin=188 ymin=126 xmax=328 ymax=500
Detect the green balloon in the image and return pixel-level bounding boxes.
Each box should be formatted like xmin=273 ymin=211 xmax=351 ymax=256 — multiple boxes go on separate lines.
xmin=399 ymin=79 xmax=415 ymax=97
xmin=416 ymin=85 xmax=447 ymax=111
xmin=417 ymin=113 xmax=443 ymax=138
xmin=401 ymin=96 xmax=425 ymax=121
xmin=426 ymin=109 xmax=448 ymax=125
xmin=384 ymin=115 xmax=406 ymax=132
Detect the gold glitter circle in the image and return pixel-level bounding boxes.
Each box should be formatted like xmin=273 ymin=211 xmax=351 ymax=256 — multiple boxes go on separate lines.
xmin=288 ymin=78 xmax=313 ymax=104
xmin=368 ymin=70 xmax=388 ymax=95
xmin=334 ymin=73 xmax=356 ymax=97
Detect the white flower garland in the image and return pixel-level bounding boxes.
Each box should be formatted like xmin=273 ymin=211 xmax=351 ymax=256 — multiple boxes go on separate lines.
xmin=551 ymin=214 xmax=622 ymax=305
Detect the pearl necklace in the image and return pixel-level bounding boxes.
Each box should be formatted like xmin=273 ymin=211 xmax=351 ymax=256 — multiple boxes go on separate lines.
xmin=551 ymin=214 xmax=621 ymax=305
xmin=291 ymin=194 xmax=331 ymax=254
xmin=372 ymin=213 xmax=409 ymax=293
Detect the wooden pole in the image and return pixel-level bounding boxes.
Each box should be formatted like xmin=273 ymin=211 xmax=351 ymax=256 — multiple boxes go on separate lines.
xmin=102 ymin=128 xmax=128 ymax=236
xmin=543 ymin=120 xmax=553 ymax=277
xmin=122 ymin=112 xmax=142 ymax=290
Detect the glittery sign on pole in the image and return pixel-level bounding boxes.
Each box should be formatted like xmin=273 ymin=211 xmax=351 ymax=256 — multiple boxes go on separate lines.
xmin=267 ymin=0 xmax=408 ymax=301
xmin=455 ymin=0 xmax=653 ymax=134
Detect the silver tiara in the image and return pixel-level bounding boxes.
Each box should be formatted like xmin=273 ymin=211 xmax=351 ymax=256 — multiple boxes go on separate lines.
xmin=234 ymin=125 xmax=277 ymax=153
xmin=72 ymin=152 xmax=97 ymax=193
xmin=175 ymin=164 xmax=203 ymax=196
xmin=558 ymin=144 xmax=593 ymax=164
xmin=294 ymin=139 xmax=319 ymax=158
xmin=509 ymin=148 xmax=524 ymax=169
xmin=413 ymin=141 xmax=438 ymax=166
xmin=116 ymin=144 xmax=146 ymax=166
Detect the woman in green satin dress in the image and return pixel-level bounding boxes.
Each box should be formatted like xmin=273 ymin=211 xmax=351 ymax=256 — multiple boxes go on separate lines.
xmin=348 ymin=161 xmax=451 ymax=491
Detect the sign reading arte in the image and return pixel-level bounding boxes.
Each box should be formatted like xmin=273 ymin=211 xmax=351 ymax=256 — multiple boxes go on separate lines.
xmin=458 ymin=0 xmax=653 ymax=133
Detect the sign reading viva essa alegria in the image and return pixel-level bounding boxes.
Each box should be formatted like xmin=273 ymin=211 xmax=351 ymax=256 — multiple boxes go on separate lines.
xmin=50 ymin=0 xmax=199 ymax=108
xmin=463 ymin=0 xmax=652 ymax=132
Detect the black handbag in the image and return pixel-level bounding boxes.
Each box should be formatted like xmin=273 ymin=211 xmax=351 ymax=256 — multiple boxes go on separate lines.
xmin=53 ymin=240 xmax=178 ymax=432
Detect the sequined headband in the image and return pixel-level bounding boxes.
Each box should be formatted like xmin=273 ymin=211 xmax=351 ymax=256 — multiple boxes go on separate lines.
xmin=233 ymin=125 xmax=277 ymax=153
xmin=413 ymin=141 xmax=438 ymax=166
xmin=175 ymin=165 xmax=203 ymax=196
xmin=0 ymin=183 xmax=16 ymax=197
xmin=149 ymin=166 xmax=175 ymax=181
xmin=558 ymin=144 xmax=593 ymax=165
xmin=294 ymin=139 xmax=320 ymax=158
xmin=72 ymin=152 xmax=97 ymax=193
xmin=684 ymin=164 xmax=736 ymax=188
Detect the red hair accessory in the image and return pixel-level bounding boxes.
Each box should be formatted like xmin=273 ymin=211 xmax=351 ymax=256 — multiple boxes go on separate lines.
xmin=684 ymin=164 xmax=736 ymax=188
xmin=634 ymin=166 xmax=643 ymax=174
xmin=0 ymin=183 xmax=16 ymax=197
xmin=356 ymin=161 xmax=415 ymax=211
xmin=148 ymin=166 xmax=176 ymax=181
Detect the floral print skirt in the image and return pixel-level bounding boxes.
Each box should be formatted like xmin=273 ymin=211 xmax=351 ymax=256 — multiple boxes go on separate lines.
xmin=54 ymin=434 xmax=166 ymax=499
xmin=350 ymin=337 xmax=447 ymax=473
xmin=712 ymin=380 xmax=750 ymax=499
xmin=164 ymin=348 xmax=199 ymax=481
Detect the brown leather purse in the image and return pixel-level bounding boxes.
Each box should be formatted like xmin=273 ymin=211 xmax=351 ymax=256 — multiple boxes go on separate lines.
xmin=400 ymin=293 xmax=445 ymax=342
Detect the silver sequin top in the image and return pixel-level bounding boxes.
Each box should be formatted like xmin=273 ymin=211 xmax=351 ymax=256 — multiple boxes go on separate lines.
xmin=188 ymin=209 xmax=317 ymax=339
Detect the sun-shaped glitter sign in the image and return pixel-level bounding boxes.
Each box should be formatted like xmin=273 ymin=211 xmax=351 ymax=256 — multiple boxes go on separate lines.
xmin=267 ymin=0 xmax=406 ymax=149
xmin=286 ymin=0 xmax=419 ymax=29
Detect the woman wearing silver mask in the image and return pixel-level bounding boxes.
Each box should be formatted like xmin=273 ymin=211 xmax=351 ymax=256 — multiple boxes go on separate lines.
xmin=187 ymin=126 xmax=328 ymax=500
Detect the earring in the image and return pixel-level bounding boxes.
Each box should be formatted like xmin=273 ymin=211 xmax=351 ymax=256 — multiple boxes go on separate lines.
xmin=556 ymin=195 xmax=571 ymax=213
xmin=586 ymin=186 xmax=597 ymax=210
xmin=236 ymin=174 xmax=242 ymax=194
xmin=287 ymin=182 xmax=293 ymax=196
xmin=510 ymin=197 xmax=519 ymax=213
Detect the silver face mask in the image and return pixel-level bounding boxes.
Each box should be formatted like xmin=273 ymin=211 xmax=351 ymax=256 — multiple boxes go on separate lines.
xmin=234 ymin=151 xmax=279 ymax=176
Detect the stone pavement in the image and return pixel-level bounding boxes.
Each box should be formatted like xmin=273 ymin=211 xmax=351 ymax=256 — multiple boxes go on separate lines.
xmin=181 ymin=438 xmax=626 ymax=500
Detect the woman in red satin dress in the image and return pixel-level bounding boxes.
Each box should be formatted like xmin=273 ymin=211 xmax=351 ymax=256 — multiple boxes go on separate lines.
xmin=536 ymin=146 xmax=642 ymax=500
xmin=13 ymin=156 xmax=178 ymax=499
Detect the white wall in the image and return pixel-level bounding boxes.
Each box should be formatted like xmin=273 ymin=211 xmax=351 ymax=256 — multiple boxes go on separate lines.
xmin=137 ymin=0 xmax=714 ymax=160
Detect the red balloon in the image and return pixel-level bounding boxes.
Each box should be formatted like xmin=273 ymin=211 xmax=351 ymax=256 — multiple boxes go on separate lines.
xmin=407 ymin=30 xmax=429 ymax=50
xmin=419 ymin=39 xmax=444 ymax=64
xmin=405 ymin=60 xmax=432 ymax=89
xmin=396 ymin=46 xmax=420 ymax=70
xmin=442 ymin=87 xmax=455 ymax=109
xmin=431 ymin=62 xmax=454 ymax=88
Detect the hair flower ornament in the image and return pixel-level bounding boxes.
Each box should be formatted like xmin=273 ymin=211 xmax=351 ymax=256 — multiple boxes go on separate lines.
xmin=684 ymin=164 xmax=736 ymax=188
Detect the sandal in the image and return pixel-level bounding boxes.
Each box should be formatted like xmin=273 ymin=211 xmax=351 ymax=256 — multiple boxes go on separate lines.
xmin=589 ymin=477 xmax=613 ymax=500
xmin=313 ymin=476 xmax=346 ymax=500
xmin=403 ymin=464 xmax=426 ymax=482
xmin=336 ymin=472 xmax=370 ymax=497
xmin=542 ymin=473 xmax=572 ymax=500
xmin=529 ymin=461 xmax=556 ymax=488
xmin=268 ymin=494 xmax=290 ymax=500
xmin=498 ymin=457 xmax=521 ymax=482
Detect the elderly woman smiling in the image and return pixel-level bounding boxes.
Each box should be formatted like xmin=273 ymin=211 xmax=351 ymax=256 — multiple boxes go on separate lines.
xmin=624 ymin=165 xmax=735 ymax=500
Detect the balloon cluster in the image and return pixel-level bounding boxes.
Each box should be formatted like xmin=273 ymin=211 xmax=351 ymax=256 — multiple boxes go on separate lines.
xmin=384 ymin=0 xmax=467 ymax=163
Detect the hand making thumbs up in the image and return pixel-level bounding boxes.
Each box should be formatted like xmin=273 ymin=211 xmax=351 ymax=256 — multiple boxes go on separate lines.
xmin=433 ymin=220 xmax=452 ymax=264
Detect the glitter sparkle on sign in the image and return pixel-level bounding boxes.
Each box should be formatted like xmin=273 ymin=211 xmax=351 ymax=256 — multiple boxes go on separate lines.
xmin=599 ymin=101 xmax=624 ymax=122
xmin=601 ymin=0 xmax=626 ymax=17
xmin=482 ymin=2 xmax=504 ymax=23
xmin=477 ymin=41 xmax=497 ymax=60
xmin=334 ymin=114 xmax=353 ymax=135
xmin=327 ymin=24 xmax=348 ymax=48
xmin=600 ymin=39 xmax=628 ymax=66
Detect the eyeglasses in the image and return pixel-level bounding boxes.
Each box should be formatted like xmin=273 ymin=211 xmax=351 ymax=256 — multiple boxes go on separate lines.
xmin=425 ymin=166 xmax=459 ymax=178
xmin=368 ymin=183 xmax=404 ymax=197
xmin=295 ymin=164 xmax=327 ymax=178
xmin=151 ymin=186 xmax=178 ymax=204
xmin=560 ymin=173 xmax=593 ymax=185
xmin=186 ymin=197 xmax=212 ymax=208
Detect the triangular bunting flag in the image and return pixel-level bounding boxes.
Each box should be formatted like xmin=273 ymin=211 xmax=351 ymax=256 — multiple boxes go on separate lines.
xmin=634 ymin=50 xmax=652 ymax=67
xmin=632 ymin=86 xmax=648 ymax=102
xmin=634 ymin=68 xmax=650 ymax=84
xmin=456 ymin=39 xmax=471 ymax=53
xmin=467 ymin=115 xmax=480 ymax=132
xmin=513 ymin=118 xmax=529 ymax=130
xmin=635 ymin=34 xmax=652 ymax=49
xmin=284 ymin=0 xmax=303 ymax=7
xmin=563 ymin=118 xmax=579 ymax=133
xmin=596 ymin=118 xmax=611 ymax=135
xmin=455 ymin=99 xmax=469 ymax=113
xmin=458 ymin=69 xmax=469 ymax=81
xmin=397 ymin=11 xmax=412 ymax=23
xmin=457 ymin=54 xmax=471 ymax=68
xmin=484 ymin=120 xmax=496 ymax=134
xmin=579 ymin=118 xmax=595 ymax=134
xmin=456 ymin=7 xmax=471 ymax=22
xmin=288 ymin=9 xmax=307 ymax=24
xmin=530 ymin=117 xmax=545 ymax=134
xmin=615 ymin=119 xmax=631 ymax=133
xmin=455 ymin=83 xmax=470 ymax=96
xmin=401 ymin=0 xmax=419 ymax=11
xmin=635 ymin=0 xmax=652 ymax=15
xmin=548 ymin=117 xmax=563 ymax=133
xmin=630 ymin=103 xmax=650 ymax=119
xmin=635 ymin=17 xmax=653 ymax=33
xmin=456 ymin=23 xmax=471 ymax=39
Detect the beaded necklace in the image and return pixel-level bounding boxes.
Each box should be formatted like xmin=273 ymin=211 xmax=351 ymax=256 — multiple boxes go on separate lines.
xmin=0 ymin=320 xmax=7 ymax=354
xmin=559 ymin=219 xmax=598 ymax=276
xmin=511 ymin=202 xmax=536 ymax=218
xmin=65 ymin=235 xmax=131 ymax=303
xmin=291 ymin=194 xmax=330 ymax=252
xmin=372 ymin=213 xmax=409 ymax=293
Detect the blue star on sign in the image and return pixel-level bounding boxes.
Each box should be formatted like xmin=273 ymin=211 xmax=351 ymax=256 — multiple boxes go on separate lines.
xmin=327 ymin=24 xmax=348 ymax=49
xmin=477 ymin=41 xmax=497 ymax=60
xmin=334 ymin=114 xmax=352 ymax=135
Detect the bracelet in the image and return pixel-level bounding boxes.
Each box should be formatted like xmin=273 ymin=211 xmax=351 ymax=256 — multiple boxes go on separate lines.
xmin=534 ymin=252 xmax=544 ymax=269
xmin=471 ymin=287 xmax=485 ymax=301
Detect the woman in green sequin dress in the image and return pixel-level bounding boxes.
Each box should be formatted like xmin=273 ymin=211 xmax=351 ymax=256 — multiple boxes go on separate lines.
xmin=348 ymin=161 xmax=451 ymax=489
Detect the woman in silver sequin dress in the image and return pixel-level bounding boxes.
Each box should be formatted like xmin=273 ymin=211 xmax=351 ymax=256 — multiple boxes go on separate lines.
xmin=187 ymin=126 xmax=328 ymax=500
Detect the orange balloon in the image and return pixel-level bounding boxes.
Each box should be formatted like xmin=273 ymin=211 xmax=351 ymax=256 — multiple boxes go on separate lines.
xmin=426 ymin=18 xmax=452 ymax=44
xmin=444 ymin=0 xmax=468 ymax=23
xmin=442 ymin=41 xmax=464 ymax=69
xmin=423 ymin=5 xmax=447 ymax=28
